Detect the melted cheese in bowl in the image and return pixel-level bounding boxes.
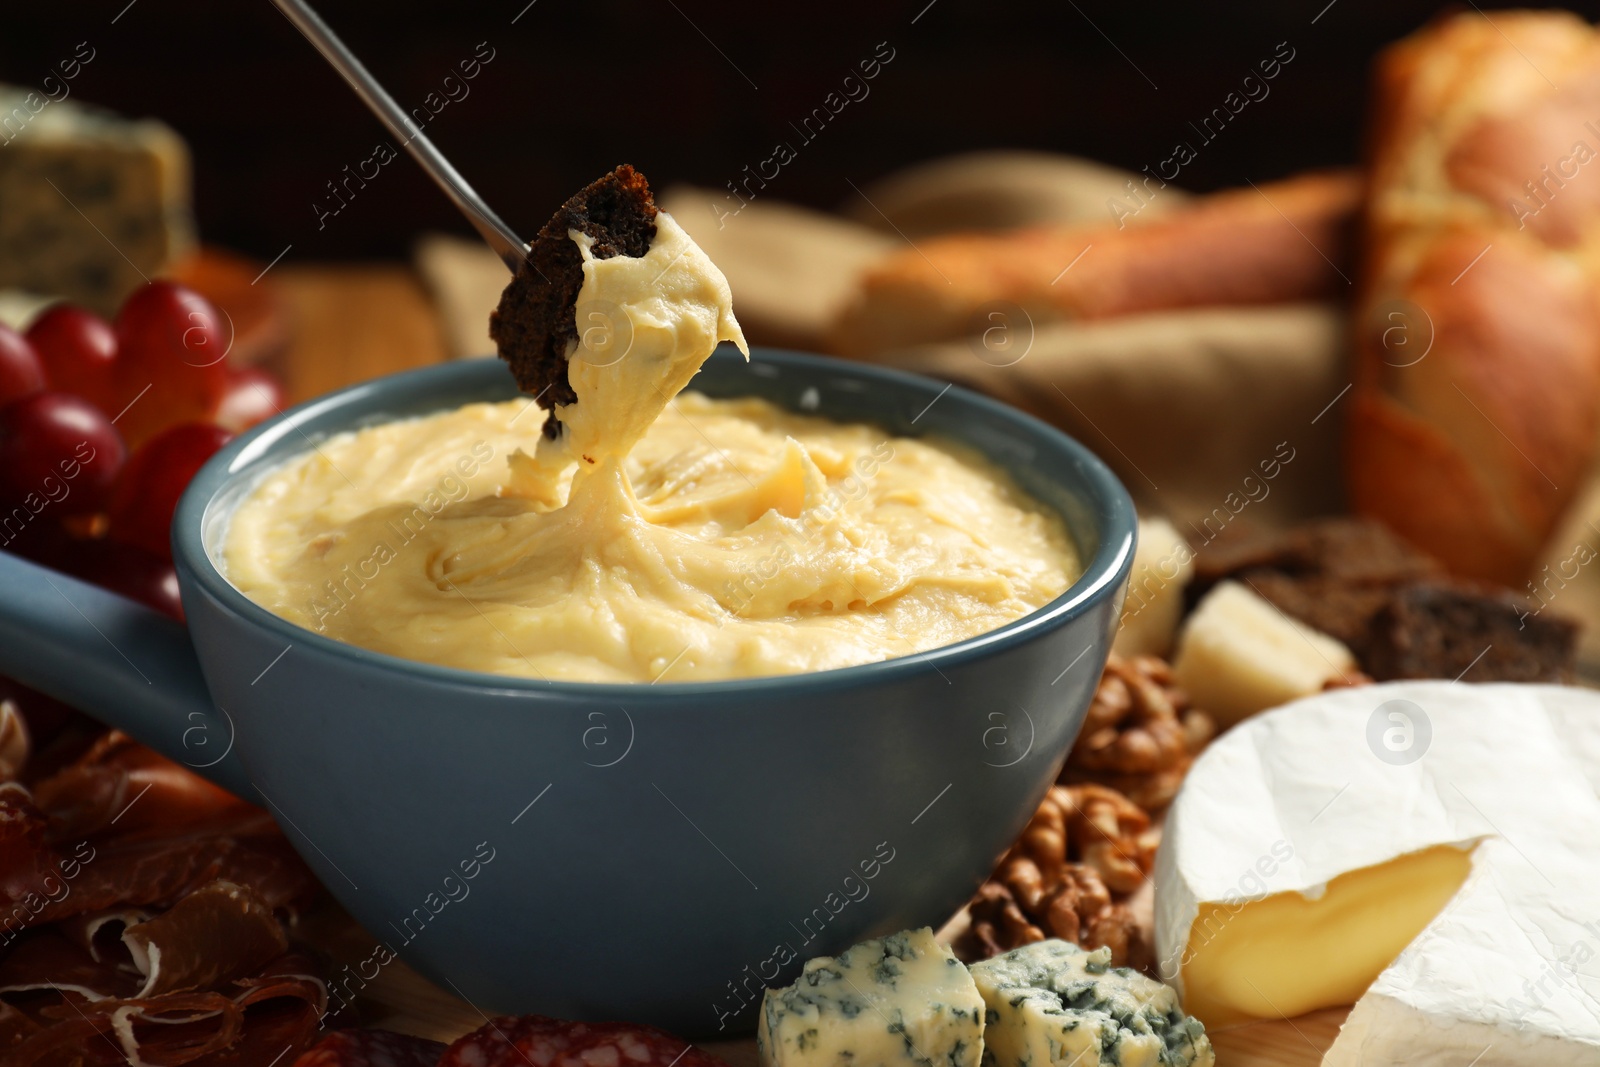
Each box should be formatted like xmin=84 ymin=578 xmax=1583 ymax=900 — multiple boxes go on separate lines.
xmin=222 ymin=391 xmax=1079 ymax=682
xmin=222 ymin=210 xmax=1079 ymax=682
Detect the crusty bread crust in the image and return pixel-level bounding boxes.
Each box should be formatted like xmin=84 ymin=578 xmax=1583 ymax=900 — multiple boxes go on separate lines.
xmin=490 ymin=165 xmax=658 ymax=437
xmin=826 ymin=170 xmax=1361 ymax=357
xmin=1349 ymin=11 xmax=1600 ymax=584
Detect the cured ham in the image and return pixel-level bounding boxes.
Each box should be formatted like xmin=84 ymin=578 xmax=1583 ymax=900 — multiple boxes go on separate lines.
xmin=0 ymin=689 xmax=330 ymax=1066
xmin=3 ymin=732 xmax=319 ymax=932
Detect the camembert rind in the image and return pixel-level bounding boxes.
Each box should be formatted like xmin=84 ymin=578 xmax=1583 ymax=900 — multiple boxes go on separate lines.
xmin=968 ymin=940 xmax=1213 ymax=1067
xmin=1154 ymin=682 xmax=1600 ymax=1066
xmin=757 ymin=928 xmax=984 ymax=1067
xmin=1327 ymin=841 xmax=1600 ymax=1066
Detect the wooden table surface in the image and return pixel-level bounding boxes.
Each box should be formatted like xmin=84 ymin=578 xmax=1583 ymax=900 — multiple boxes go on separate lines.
xmin=262 ymin=266 xmax=1341 ymax=1064
xmin=271 ymin=264 xmax=453 ymax=403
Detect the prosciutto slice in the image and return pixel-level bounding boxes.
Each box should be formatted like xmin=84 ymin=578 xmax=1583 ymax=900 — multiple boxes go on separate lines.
xmin=0 ymin=694 xmax=331 ymax=1066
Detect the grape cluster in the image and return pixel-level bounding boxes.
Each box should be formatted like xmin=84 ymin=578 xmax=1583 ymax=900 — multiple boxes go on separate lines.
xmin=0 ymin=281 xmax=284 ymax=620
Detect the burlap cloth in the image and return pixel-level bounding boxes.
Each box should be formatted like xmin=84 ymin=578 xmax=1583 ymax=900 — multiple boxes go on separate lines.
xmin=412 ymin=151 xmax=1600 ymax=661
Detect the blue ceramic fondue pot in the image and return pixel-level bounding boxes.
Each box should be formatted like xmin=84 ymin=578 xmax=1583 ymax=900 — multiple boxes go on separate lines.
xmin=0 ymin=348 xmax=1135 ymax=1036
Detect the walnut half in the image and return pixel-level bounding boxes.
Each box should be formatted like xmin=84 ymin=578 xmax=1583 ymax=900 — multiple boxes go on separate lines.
xmin=958 ymin=784 xmax=1156 ymax=972
xmin=1061 ymin=654 xmax=1214 ymax=810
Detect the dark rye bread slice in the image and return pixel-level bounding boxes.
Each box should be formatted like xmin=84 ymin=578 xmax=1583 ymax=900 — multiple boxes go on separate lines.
xmin=1236 ymin=571 xmax=1394 ymax=654
xmin=1364 ymin=581 xmax=1578 ymax=683
xmin=1189 ymin=517 xmax=1442 ymax=602
xmin=1188 ymin=518 xmax=1444 ymax=646
xmin=489 ymin=165 xmax=658 ymax=438
xmin=1192 ymin=517 xmax=1579 ymax=682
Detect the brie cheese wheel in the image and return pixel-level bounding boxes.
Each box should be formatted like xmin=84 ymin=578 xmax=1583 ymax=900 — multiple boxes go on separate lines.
xmin=1153 ymin=682 xmax=1600 ymax=1066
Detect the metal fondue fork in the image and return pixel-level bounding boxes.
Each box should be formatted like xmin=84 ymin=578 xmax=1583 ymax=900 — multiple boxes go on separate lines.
xmin=271 ymin=0 xmax=529 ymax=271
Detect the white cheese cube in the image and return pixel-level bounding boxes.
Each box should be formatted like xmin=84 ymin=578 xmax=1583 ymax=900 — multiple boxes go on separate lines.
xmin=1113 ymin=517 xmax=1193 ymax=659
xmin=1171 ymin=580 xmax=1356 ymax=727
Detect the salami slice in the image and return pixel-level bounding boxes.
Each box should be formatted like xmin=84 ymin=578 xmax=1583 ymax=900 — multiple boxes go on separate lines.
xmin=294 ymin=1028 xmax=448 ymax=1067
xmin=439 ymin=1016 xmax=729 ymax=1067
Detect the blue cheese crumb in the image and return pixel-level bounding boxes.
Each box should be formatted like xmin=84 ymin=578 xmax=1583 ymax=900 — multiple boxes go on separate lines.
xmin=969 ymin=941 xmax=1213 ymax=1067
xmin=758 ymin=929 xmax=985 ymax=1067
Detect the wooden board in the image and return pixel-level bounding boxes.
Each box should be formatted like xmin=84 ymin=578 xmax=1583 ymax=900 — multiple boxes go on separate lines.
xmin=304 ymin=903 xmax=1344 ymax=1067
xmin=271 ymin=263 xmax=452 ymax=405
xmin=1208 ymin=1012 xmax=1344 ymax=1066
xmin=353 ymin=950 xmax=1345 ymax=1066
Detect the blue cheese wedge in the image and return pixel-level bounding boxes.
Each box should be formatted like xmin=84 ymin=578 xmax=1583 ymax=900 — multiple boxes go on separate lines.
xmin=0 ymin=84 xmax=193 ymax=316
xmin=969 ymin=941 xmax=1213 ymax=1067
xmin=758 ymin=928 xmax=984 ymax=1067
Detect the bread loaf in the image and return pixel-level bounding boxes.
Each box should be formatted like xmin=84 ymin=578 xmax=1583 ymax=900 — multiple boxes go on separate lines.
xmin=827 ymin=171 xmax=1359 ymax=357
xmin=1348 ymin=11 xmax=1600 ymax=585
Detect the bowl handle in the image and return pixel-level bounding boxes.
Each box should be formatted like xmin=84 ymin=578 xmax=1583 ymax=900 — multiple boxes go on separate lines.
xmin=0 ymin=551 xmax=255 ymax=801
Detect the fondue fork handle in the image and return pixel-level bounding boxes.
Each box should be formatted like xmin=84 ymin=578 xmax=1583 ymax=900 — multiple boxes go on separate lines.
xmin=0 ymin=551 xmax=254 ymax=800
xmin=270 ymin=0 xmax=530 ymax=271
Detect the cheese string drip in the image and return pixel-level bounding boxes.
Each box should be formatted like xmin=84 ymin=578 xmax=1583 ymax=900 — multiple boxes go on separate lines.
xmin=507 ymin=212 xmax=750 ymax=507
xmin=482 ymin=208 xmax=875 ymax=618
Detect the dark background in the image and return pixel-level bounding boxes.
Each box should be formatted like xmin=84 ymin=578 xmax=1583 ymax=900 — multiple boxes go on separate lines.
xmin=6 ymin=0 xmax=1600 ymax=261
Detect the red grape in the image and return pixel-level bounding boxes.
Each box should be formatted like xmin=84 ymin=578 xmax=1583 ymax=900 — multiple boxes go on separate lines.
xmin=0 ymin=392 xmax=126 ymax=517
xmin=107 ymin=422 xmax=232 ymax=560
xmin=114 ymin=282 xmax=231 ymax=447
xmin=25 ymin=305 xmax=118 ymax=415
xmin=213 ymin=364 xmax=284 ymax=431
xmin=65 ymin=539 xmax=184 ymax=621
xmin=0 ymin=324 xmax=45 ymax=407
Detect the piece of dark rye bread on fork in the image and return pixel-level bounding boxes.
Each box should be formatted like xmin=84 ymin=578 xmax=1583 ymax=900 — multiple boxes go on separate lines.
xmin=490 ymin=164 xmax=659 ymax=438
